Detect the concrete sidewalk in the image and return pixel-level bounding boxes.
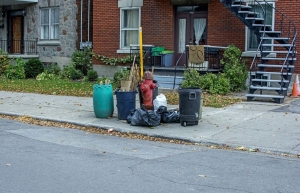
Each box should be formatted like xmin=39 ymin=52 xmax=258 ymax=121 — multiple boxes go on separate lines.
xmin=0 ymin=90 xmax=299 ymax=156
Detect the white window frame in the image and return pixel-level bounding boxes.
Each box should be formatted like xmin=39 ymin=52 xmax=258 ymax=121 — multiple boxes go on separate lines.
xmin=245 ymin=2 xmax=275 ymax=53
xmin=118 ymin=7 xmax=141 ymax=53
xmin=40 ymin=7 xmax=60 ymax=40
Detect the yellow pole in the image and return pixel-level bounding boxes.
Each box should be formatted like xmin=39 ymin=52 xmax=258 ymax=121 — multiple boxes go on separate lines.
xmin=139 ymin=27 xmax=144 ymax=79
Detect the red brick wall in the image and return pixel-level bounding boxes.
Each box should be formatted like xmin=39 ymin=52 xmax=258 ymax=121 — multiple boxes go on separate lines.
xmin=92 ymin=0 xmax=299 ymax=73
xmin=207 ymin=0 xmax=245 ymax=49
xmin=274 ymin=0 xmax=299 ymax=74
xmin=92 ymin=0 xmax=174 ymax=62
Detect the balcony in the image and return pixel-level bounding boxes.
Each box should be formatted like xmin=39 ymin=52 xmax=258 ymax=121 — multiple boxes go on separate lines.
xmin=0 ymin=39 xmax=38 ymax=55
xmin=0 ymin=0 xmax=38 ymax=6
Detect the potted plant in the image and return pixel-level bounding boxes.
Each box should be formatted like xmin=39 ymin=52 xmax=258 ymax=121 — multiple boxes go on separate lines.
xmin=113 ymin=68 xmax=130 ymax=90
xmin=178 ymin=69 xmax=203 ymax=127
xmin=114 ymin=65 xmax=140 ymax=120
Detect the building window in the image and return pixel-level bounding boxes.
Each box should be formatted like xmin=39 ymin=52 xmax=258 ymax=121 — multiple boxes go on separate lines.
xmin=120 ymin=8 xmax=140 ymax=49
xmin=246 ymin=2 xmax=274 ymax=51
xmin=41 ymin=7 xmax=59 ymax=40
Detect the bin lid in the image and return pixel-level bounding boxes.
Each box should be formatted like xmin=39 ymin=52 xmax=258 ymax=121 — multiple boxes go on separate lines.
xmin=161 ymin=50 xmax=174 ymax=54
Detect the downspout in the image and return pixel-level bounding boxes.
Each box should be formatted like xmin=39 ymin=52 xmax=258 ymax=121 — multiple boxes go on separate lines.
xmin=88 ymin=0 xmax=90 ymax=42
xmin=80 ymin=0 xmax=83 ymax=44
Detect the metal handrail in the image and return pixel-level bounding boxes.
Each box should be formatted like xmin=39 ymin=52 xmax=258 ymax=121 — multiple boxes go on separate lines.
xmin=240 ymin=0 xmax=297 ymax=94
xmin=0 ymin=39 xmax=38 ymax=55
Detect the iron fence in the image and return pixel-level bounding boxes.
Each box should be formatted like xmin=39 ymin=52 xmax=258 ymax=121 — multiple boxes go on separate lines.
xmin=0 ymin=39 xmax=38 ymax=54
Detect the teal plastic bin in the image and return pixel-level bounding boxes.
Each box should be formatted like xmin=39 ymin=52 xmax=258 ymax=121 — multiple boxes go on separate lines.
xmin=93 ymin=84 xmax=114 ymax=118
xmin=161 ymin=50 xmax=174 ymax=67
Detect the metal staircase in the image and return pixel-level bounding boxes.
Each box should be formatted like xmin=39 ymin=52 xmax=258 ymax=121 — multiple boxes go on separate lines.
xmin=220 ymin=0 xmax=297 ymax=103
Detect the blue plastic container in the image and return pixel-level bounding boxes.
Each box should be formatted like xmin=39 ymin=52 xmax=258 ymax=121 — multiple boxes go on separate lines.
xmin=115 ymin=90 xmax=137 ymax=120
xmin=93 ymin=84 xmax=114 ymax=118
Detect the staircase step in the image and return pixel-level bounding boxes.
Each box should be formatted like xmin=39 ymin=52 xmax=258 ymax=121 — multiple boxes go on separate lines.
xmin=262 ymin=44 xmax=293 ymax=47
xmin=260 ymin=30 xmax=281 ymax=34
xmin=252 ymin=79 xmax=289 ymax=83
xmin=232 ymin=4 xmax=251 ymax=8
xmin=246 ymin=94 xmax=284 ymax=99
xmin=252 ymin=24 xmax=272 ymax=27
xmin=256 ymin=71 xmax=292 ymax=75
xmin=261 ymin=37 xmax=289 ymax=40
xmin=257 ymin=64 xmax=294 ymax=68
xmin=261 ymin=57 xmax=296 ymax=61
xmin=250 ymin=85 xmax=287 ymax=91
xmin=246 ymin=17 xmax=264 ymax=21
xmin=262 ymin=51 xmax=292 ymax=54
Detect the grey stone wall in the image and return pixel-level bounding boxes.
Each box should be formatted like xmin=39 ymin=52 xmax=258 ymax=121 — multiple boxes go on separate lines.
xmin=25 ymin=0 xmax=78 ymax=66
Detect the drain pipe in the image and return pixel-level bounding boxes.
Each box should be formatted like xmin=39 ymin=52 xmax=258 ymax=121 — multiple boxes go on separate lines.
xmin=80 ymin=0 xmax=83 ymax=45
xmin=88 ymin=0 xmax=90 ymax=42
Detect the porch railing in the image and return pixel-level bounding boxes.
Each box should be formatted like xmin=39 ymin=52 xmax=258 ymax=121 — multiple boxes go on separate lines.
xmin=0 ymin=39 xmax=38 ymax=55
xmin=185 ymin=45 xmax=227 ymax=71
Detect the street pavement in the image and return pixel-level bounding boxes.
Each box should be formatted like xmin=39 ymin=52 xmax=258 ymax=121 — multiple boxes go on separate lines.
xmin=0 ymin=90 xmax=299 ymax=156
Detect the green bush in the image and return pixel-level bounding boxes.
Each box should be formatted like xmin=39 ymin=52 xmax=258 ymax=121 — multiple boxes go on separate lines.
xmin=221 ymin=45 xmax=248 ymax=92
xmin=181 ymin=68 xmax=201 ymax=88
xmin=60 ymin=64 xmax=83 ymax=80
xmin=87 ymin=69 xmax=98 ymax=81
xmin=0 ymin=49 xmax=10 ymax=76
xmin=4 ymin=58 xmax=26 ymax=79
xmin=71 ymin=48 xmax=92 ymax=75
xmin=36 ymin=72 xmax=59 ymax=80
xmin=113 ymin=68 xmax=130 ymax=87
xmin=24 ymin=58 xmax=44 ymax=78
xmin=199 ymin=73 xmax=230 ymax=95
xmin=181 ymin=69 xmax=230 ymax=95
xmin=44 ymin=63 xmax=61 ymax=75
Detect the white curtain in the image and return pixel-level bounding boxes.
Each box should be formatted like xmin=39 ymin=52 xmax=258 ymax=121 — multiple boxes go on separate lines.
xmin=179 ymin=19 xmax=186 ymax=53
xmin=125 ymin=9 xmax=139 ymax=47
xmin=193 ymin=18 xmax=206 ymax=45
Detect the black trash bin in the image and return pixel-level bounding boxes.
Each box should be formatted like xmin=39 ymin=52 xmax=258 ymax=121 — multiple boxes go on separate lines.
xmin=178 ymin=88 xmax=202 ymax=127
xmin=115 ymin=90 xmax=137 ymax=120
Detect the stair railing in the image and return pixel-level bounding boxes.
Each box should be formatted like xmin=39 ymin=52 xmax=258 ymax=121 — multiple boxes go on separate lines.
xmin=261 ymin=0 xmax=297 ymax=94
xmin=243 ymin=0 xmax=266 ymax=89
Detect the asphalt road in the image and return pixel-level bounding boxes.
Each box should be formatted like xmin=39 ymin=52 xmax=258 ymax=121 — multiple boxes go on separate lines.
xmin=1 ymin=118 xmax=299 ymax=193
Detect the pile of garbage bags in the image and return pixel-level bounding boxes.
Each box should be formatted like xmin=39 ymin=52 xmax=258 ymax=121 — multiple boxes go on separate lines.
xmin=127 ymin=106 xmax=180 ymax=127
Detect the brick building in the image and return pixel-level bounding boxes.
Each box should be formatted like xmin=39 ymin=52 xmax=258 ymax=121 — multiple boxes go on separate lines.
xmin=92 ymin=0 xmax=299 ymax=74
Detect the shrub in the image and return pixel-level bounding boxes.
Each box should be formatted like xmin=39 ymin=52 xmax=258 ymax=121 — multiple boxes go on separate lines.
xmin=36 ymin=72 xmax=59 ymax=80
xmin=60 ymin=63 xmax=83 ymax=80
xmin=4 ymin=58 xmax=26 ymax=79
xmin=44 ymin=63 xmax=61 ymax=75
xmin=0 ymin=49 xmax=10 ymax=76
xmin=113 ymin=68 xmax=130 ymax=87
xmin=71 ymin=48 xmax=92 ymax=75
xmin=181 ymin=68 xmax=201 ymax=88
xmin=221 ymin=45 xmax=248 ymax=92
xmin=87 ymin=69 xmax=98 ymax=81
xmin=24 ymin=58 xmax=44 ymax=78
xmin=199 ymin=73 xmax=230 ymax=95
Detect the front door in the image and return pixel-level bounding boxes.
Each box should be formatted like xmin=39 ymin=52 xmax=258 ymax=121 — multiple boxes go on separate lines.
xmin=174 ymin=6 xmax=208 ymax=66
xmin=11 ymin=16 xmax=22 ymax=53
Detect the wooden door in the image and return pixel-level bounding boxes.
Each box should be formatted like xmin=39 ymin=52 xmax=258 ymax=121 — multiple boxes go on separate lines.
xmin=12 ymin=16 xmax=22 ymax=53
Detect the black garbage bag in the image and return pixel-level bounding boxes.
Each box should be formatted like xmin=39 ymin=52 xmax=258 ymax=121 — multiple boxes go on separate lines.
xmin=126 ymin=109 xmax=136 ymax=124
xmin=161 ymin=110 xmax=180 ymax=123
xmin=130 ymin=106 xmax=162 ymax=127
